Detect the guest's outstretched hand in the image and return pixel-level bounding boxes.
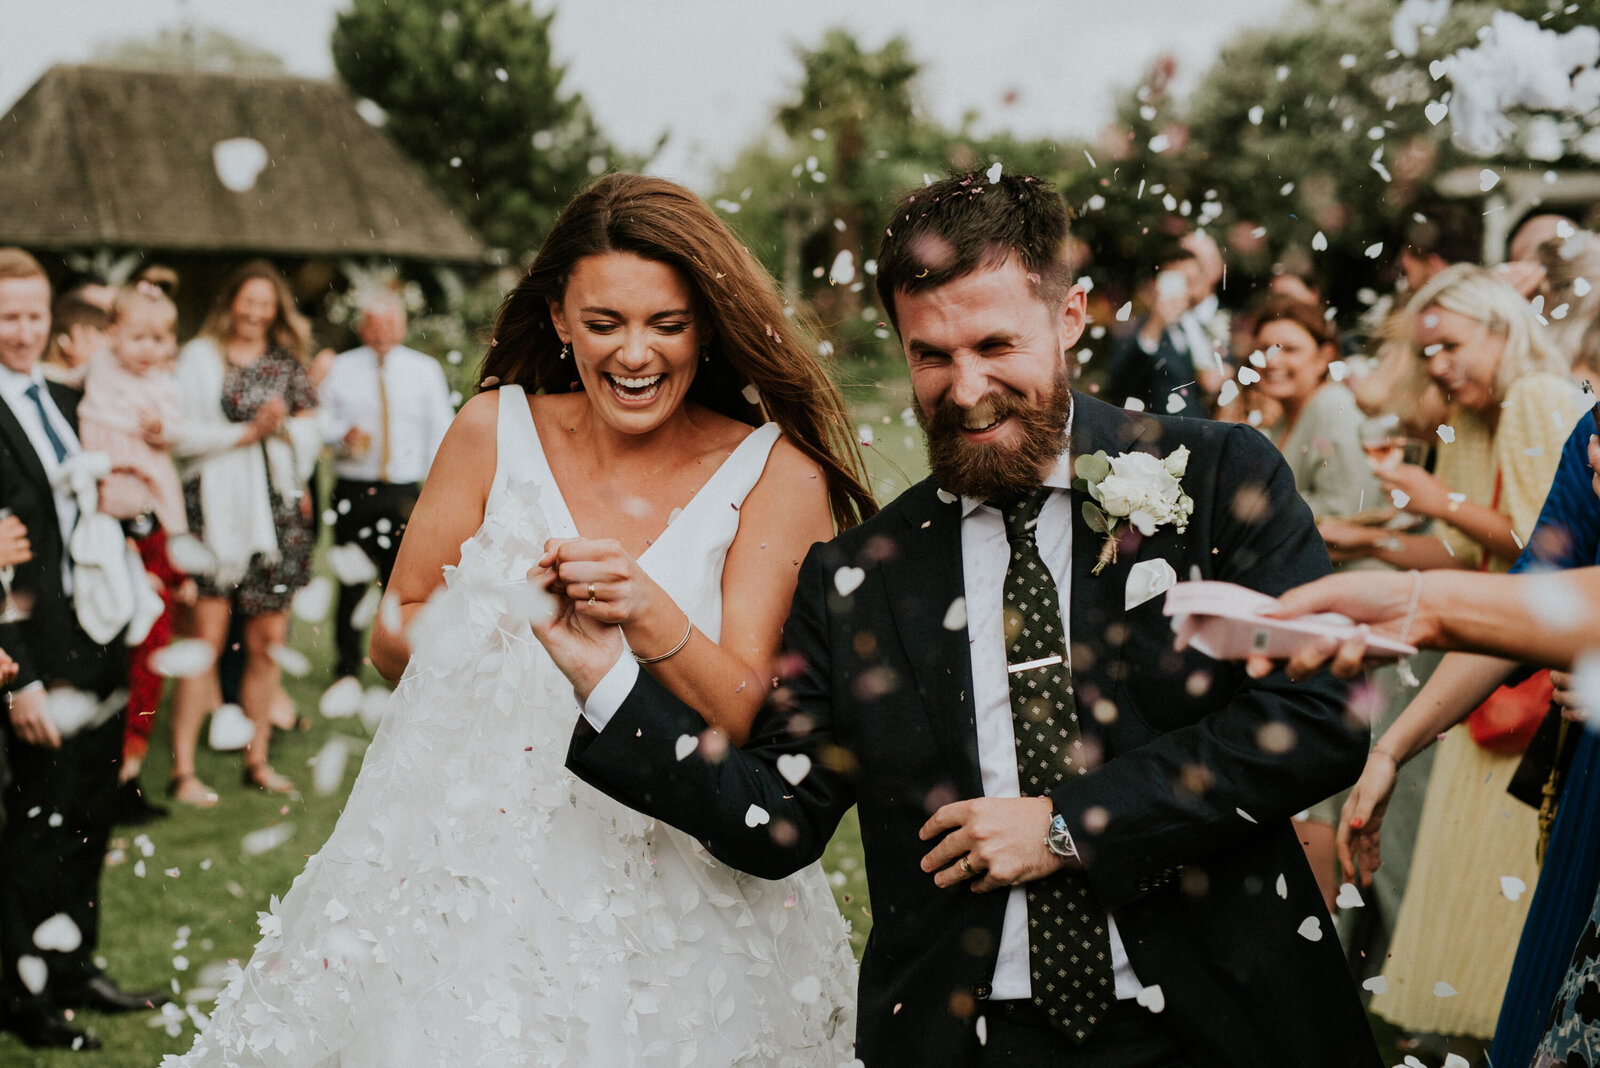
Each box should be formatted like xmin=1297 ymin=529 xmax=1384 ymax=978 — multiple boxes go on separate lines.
xmin=528 ymin=538 xmax=625 ymax=701
xmin=0 ymin=513 xmax=31 ymax=569
xmin=1244 ymin=571 xmax=1432 ymax=680
xmin=1336 ymin=752 xmax=1397 ymax=886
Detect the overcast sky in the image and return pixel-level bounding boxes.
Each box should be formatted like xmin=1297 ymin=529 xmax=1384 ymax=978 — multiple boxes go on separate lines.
xmin=2 ymin=0 xmax=1297 ymax=190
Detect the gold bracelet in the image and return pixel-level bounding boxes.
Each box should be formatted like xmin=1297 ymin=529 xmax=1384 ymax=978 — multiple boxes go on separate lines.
xmin=634 ymin=617 xmax=693 ymax=665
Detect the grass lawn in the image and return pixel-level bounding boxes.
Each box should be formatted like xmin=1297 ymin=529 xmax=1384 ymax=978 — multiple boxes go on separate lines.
xmin=4 ymin=373 xmax=1402 ymax=1064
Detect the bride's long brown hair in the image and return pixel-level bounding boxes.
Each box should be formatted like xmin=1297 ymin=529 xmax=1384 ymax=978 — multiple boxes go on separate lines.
xmin=480 ymin=173 xmax=876 ymax=529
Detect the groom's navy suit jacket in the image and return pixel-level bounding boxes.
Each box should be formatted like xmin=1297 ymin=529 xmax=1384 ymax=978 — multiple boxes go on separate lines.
xmin=569 ymin=394 xmax=1381 ymax=1067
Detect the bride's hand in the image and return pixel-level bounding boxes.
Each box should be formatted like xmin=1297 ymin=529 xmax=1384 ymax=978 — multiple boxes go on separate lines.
xmin=538 ymin=537 xmax=661 ymax=626
xmin=528 ymin=553 xmax=625 ymax=701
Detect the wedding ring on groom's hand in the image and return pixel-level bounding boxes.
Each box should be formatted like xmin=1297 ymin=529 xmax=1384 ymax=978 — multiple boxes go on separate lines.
xmin=958 ymin=856 xmax=974 ymax=876
xmin=587 ymin=583 xmax=597 ymax=607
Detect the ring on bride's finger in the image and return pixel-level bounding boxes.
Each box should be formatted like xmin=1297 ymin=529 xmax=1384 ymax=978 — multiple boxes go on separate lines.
xmin=587 ymin=583 xmax=597 ymax=607
xmin=958 ymin=856 xmax=973 ymax=875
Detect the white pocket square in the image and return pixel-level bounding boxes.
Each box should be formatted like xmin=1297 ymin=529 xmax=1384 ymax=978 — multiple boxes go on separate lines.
xmin=1125 ymin=558 xmax=1178 ymax=610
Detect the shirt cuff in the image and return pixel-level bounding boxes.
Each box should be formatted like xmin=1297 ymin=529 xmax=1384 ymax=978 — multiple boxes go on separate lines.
xmin=580 ymin=655 xmax=639 ymax=732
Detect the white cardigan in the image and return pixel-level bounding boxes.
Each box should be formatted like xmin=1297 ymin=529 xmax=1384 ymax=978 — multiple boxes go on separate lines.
xmin=175 ymin=338 xmax=320 ymax=588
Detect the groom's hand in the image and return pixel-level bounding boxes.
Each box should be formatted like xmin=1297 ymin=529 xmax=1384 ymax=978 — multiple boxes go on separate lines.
xmin=919 ymin=796 xmax=1067 ymax=893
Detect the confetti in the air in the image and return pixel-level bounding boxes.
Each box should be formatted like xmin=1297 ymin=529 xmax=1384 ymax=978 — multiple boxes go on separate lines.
xmin=833 ymin=566 xmax=865 ymax=596
xmin=744 ymin=804 xmax=771 ymax=828
xmin=777 ymin=753 xmax=812 ymax=785
xmin=32 ymin=914 xmax=83 ymax=953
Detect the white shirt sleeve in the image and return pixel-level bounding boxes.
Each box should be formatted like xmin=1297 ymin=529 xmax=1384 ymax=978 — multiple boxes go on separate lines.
xmin=580 ymin=654 xmax=639 ymax=731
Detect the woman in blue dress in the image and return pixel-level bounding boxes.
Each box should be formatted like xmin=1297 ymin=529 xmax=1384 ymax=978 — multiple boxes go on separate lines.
xmin=1494 ymin=410 xmax=1600 ymax=1067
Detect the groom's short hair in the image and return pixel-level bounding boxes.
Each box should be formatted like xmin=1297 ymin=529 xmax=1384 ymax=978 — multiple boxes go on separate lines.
xmin=874 ymin=171 xmax=1075 ymax=333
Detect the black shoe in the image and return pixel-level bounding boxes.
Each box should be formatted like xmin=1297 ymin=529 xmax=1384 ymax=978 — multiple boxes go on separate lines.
xmin=57 ymin=972 xmax=170 ymax=1014
xmin=112 ymin=779 xmax=169 ymax=827
xmin=0 ymin=999 xmax=102 ymax=1050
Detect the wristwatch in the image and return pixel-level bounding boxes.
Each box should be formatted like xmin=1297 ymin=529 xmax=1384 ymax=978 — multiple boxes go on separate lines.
xmin=1045 ymin=813 xmax=1079 ymax=861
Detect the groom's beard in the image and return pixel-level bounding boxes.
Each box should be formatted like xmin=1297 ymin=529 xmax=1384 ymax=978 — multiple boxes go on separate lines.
xmin=917 ymin=366 xmax=1073 ymax=503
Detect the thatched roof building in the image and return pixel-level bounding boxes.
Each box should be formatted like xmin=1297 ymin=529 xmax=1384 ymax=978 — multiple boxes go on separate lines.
xmin=0 ymin=64 xmax=485 ymax=264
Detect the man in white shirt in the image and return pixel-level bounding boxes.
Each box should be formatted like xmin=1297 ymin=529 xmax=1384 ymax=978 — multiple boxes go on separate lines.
xmin=534 ymin=174 xmax=1380 ymax=1067
xmin=0 ymin=248 xmax=168 ymax=1051
xmin=320 ymin=294 xmax=454 ymax=680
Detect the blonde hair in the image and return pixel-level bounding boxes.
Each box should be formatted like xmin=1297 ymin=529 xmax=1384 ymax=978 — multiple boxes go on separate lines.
xmin=0 ymin=247 xmax=46 ymax=283
xmin=1406 ymin=263 xmax=1568 ymax=402
xmin=113 ymin=280 xmax=177 ymax=330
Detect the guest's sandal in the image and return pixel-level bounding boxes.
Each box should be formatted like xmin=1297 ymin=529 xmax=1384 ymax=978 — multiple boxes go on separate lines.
xmin=243 ymin=762 xmax=296 ymax=795
xmin=167 ymin=773 xmax=219 ymax=808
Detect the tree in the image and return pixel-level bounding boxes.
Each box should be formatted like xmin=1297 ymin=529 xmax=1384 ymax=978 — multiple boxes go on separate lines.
xmin=93 ymin=25 xmax=287 ymax=74
xmin=331 ymin=0 xmax=639 ymax=257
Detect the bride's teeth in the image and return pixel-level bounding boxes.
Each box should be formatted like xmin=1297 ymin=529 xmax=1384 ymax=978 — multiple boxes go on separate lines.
xmin=609 ymin=373 xmax=662 ymax=390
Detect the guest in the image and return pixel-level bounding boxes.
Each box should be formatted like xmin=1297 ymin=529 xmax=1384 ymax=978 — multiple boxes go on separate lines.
xmin=1251 ymin=295 xmax=1378 ymax=519
xmin=78 ymin=281 xmax=198 ymax=823
xmin=0 ymin=248 xmax=168 ymax=1051
xmin=40 ymin=293 xmax=109 ymax=393
xmin=1540 ymin=229 xmax=1600 ymax=394
xmin=1246 ymin=294 xmax=1382 ymax=910
xmin=169 ymin=261 xmax=319 ymax=805
xmin=319 ymin=292 xmax=453 ymax=681
xmin=1105 ymin=244 xmax=1212 ymax=417
xmin=1320 ymin=263 xmax=1581 ymax=1052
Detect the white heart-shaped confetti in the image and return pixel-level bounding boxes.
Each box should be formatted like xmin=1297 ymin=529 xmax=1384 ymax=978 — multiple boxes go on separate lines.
xmin=326 ymin=543 xmax=379 ymax=586
xmin=1165 ymin=391 xmax=1187 ymax=414
xmin=833 ymin=566 xmax=865 ymax=596
xmin=266 ymin=644 xmax=312 ymax=678
xmin=936 ymin=488 xmax=958 ymax=505
xmin=241 ymin=823 xmax=295 ymax=856
xmin=1500 ymin=875 xmax=1526 ymax=901
xmin=151 ymin=639 xmax=217 ymax=679
xmin=1275 ymin=873 xmax=1288 ymax=899
xmin=1362 ymin=974 xmax=1387 ymax=995
xmin=1116 ymin=301 xmax=1133 ymax=322
xmin=310 ymin=736 xmax=351 ymax=797
xmin=777 ymin=753 xmax=812 ymax=785
xmin=1311 ymin=231 xmax=1328 ymax=252
xmin=1297 ymin=916 xmax=1323 ymax=941
xmin=1443 ymin=1055 xmax=1471 ymax=1068
xmin=745 ymin=804 xmax=770 ymax=828
xmin=1237 ymin=366 xmax=1260 ymax=386
xmin=741 ymin=383 xmax=761 ymax=406
xmin=1425 ymin=100 xmax=1448 ymax=125
xmin=986 ymin=161 xmax=1003 ymax=184
xmin=1335 ymin=883 xmax=1365 ymax=909
xmin=1437 ymin=424 xmax=1456 ymax=443
xmin=290 ymin=576 xmax=334 ymax=623
xmin=17 ymin=955 xmax=47 ymax=995
xmin=1428 ymin=59 xmax=1447 ymax=80
xmin=1125 ymin=559 xmax=1177 ymax=611
xmin=1135 ymin=983 xmax=1165 ymax=1013
xmin=942 ymin=597 xmax=967 ymax=631
xmin=32 ymin=913 xmax=82 ymax=953
xmin=1479 ymin=168 xmax=1500 ymax=192
xmin=675 ymin=734 xmax=698 ymax=761
xmin=1433 ymin=981 xmax=1457 ymax=997
xmin=1390 ymin=489 xmax=1411 ymax=509
xmin=319 ymin=676 xmax=364 ymax=718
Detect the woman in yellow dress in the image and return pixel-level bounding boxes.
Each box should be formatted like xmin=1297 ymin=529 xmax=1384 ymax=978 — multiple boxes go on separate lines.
xmin=1321 ymin=264 xmax=1584 ymax=1051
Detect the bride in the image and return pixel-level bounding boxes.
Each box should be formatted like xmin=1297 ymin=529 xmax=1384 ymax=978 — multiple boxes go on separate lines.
xmin=163 ymin=174 xmax=875 ymax=1066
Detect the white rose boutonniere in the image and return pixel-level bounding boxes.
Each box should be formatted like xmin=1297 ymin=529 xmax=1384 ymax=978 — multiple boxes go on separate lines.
xmin=1074 ymin=445 xmax=1194 ymax=575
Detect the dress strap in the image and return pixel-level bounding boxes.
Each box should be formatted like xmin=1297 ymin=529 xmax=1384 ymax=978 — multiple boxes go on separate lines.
xmin=489 ymin=384 xmax=538 ymax=504
xmin=704 ymin=422 xmax=781 ymax=513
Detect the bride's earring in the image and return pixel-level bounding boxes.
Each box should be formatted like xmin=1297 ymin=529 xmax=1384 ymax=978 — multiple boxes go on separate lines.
xmin=700 ymin=344 xmax=709 ymax=363
xmin=559 ymin=342 xmax=570 ymax=360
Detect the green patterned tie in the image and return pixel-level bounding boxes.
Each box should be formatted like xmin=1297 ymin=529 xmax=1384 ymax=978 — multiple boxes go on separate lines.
xmin=997 ymin=487 xmax=1114 ymax=1043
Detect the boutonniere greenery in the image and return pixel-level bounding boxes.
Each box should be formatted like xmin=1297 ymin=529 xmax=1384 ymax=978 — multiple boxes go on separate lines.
xmin=1074 ymin=445 xmax=1194 ymax=574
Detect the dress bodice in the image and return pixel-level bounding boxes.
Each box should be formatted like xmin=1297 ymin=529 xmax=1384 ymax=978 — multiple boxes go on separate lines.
xmin=487 ymin=383 xmax=780 ymax=646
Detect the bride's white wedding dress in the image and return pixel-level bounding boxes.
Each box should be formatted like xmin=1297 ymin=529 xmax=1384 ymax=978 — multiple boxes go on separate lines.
xmin=164 ymin=386 xmax=857 ymax=1067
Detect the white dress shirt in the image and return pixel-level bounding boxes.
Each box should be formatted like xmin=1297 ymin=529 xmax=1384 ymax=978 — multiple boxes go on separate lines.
xmin=320 ymin=345 xmax=455 ymax=483
xmin=0 ymin=363 xmax=81 ymax=588
xmin=957 ymin=453 xmax=1142 ymax=1002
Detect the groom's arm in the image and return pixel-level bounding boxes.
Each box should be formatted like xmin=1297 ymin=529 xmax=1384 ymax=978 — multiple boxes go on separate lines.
xmin=1056 ymin=424 xmax=1367 ymax=910
xmin=566 ymin=545 xmax=857 ymax=880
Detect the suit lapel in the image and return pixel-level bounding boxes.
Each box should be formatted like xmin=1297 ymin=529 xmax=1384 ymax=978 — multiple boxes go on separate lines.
xmin=0 ymin=389 xmax=52 ymax=495
xmin=881 ymin=479 xmax=983 ymax=799
xmin=1067 ymin=395 xmax=1164 ymax=695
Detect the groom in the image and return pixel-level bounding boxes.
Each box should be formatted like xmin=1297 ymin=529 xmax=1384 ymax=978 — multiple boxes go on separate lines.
xmin=545 ymin=174 xmax=1380 ymax=1067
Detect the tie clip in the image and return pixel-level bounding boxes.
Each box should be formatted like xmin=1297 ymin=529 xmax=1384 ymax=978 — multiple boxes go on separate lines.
xmin=1007 ymin=654 xmax=1063 ymax=674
